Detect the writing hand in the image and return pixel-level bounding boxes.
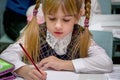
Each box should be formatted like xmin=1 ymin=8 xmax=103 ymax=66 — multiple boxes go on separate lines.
xmin=15 ymin=65 xmax=47 ymax=80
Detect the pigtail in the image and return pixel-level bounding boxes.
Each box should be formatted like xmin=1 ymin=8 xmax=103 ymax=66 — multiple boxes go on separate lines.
xmin=71 ymin=0 xmax=91 ymax=58
xmin=23 ymin=0 xmax=41 ymax=63
xmin=70 ymin=0 xmax=91 ymax=58
xmin=79 ymin=0 xmax=91 ymax=58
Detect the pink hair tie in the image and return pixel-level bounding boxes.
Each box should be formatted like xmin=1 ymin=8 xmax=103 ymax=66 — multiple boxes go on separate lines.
xmin=84 ymin=18 xmax=89 ymax=27
xmin=33 ymin=9 xmax=38 ymax=16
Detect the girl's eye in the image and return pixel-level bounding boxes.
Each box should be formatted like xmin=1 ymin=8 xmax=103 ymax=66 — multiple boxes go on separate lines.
xmin=63 ymin=19 xmax=70 ymax=22
xmin=49 ymin=18 xmax=56 ymax=21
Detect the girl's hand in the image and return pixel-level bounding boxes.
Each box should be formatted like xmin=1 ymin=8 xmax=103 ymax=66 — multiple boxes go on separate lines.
xmin=38 ymin=56 xmax=75 ymax=71
xmin=15 ymin=65 xmax=47 ymax=80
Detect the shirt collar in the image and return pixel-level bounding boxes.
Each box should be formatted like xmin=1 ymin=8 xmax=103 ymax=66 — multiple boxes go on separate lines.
xmin=46 ymin=30 xmax=72 ymax=55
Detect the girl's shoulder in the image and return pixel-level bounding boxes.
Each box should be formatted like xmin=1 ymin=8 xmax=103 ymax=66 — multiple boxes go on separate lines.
xmin=39 ymin=23 xmax=47 ymax=38
xmin=39 ymin=23 xmax=47 ymax=30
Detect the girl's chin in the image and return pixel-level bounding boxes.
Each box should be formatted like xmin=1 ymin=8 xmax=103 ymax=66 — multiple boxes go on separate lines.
xmin=55 ymin=36 xmax=63 ymax=39
xmin=53 ymin=35 xmax=64 ymax=39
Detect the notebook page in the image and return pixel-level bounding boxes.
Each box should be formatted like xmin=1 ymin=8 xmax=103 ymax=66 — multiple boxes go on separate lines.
xmin=46 ymin=70 xmax=79 ymax=80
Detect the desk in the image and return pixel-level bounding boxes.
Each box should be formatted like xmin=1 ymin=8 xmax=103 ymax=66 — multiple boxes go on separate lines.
xmin=89 ymin=15 xmax=120 ymax=30
xmin=14 ymin=65 xmax=120 ymax=80
xmin=79 ymin=15 xmax=120 ymax=29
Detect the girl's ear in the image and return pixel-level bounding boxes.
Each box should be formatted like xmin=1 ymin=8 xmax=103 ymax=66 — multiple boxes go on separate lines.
xmin=42 ymin=8 xmax=46 ymax=21
xmin=80 ymin=0 xmax=85 ymax=16
xmin=75 ymin=8 xmax=85 ymax=24
xmin=79 ymin=8 xmax=85 ymax=16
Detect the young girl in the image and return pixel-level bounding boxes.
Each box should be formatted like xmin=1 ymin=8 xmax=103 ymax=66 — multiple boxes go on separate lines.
xmin=0 ymin=0 xmax=113 ymax=80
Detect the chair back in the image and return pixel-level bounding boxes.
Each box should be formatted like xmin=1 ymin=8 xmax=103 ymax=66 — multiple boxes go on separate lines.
xmin=91 ymin=30 xmax=113 ymax=58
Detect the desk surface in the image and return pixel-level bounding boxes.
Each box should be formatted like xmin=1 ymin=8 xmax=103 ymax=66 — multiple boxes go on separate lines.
xmin=89 ymin=14 xmax=120 ymax=32
xmin=14 ymin=65 xmax=120 ymax=80
xmin=90 ymin=15 xmax=120 ymax=25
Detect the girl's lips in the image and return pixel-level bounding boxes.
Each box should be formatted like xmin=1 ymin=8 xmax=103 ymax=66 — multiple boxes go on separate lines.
xmin=54 ymin=32 xmax=63 ymax=35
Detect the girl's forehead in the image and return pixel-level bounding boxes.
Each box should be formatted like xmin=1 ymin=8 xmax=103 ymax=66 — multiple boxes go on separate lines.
xmin=45 ymin=4 xmax=75 ymax=16
xmin=42 ymin=0 xmax=80 ymax=16
xmin=42 ymin=0 xmax=82 ymax=10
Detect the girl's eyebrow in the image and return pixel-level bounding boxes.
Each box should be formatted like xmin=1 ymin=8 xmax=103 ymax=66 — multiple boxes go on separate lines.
xmin=47 ymin=14 xmax=73 ymax=17
xmin=47 ymin=14 xmax=53 ymax=16
xmin=64 ymin=15 xmax=73 ymax=17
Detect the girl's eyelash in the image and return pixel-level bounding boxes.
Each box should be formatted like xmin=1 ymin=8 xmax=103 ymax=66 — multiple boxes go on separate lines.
xmin=63 ymin=19 xmax=70 ymax=22
xmin=49 ymin=18 xmax=56 ymax=20
xmin=48 ymin=17 xmax=70 ymax=22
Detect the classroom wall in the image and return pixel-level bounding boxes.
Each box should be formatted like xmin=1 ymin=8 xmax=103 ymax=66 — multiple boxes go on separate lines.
xmin=0 ymin=0 xmax=7 ymax=38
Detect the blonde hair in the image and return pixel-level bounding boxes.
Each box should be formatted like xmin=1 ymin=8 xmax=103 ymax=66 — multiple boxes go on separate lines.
xmin=22 ymin=0 xmax=91 ymax=63
xmin=79 ymin=0 xmax=91 ymax=57
xmin=22 ymin=0 xmax=41 ymax=63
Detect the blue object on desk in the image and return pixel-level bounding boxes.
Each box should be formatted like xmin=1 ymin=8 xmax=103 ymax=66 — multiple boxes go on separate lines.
xmin=91 ymin=30 xmax=113 ymax=58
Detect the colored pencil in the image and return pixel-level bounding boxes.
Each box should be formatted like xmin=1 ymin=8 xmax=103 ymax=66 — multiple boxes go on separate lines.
xmin=19 ymin=43 xmax=43 ymax=75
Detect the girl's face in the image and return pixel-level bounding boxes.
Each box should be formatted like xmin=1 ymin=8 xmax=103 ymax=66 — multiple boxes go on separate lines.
xmin=45 ymin=6 xmax=79 ymax=39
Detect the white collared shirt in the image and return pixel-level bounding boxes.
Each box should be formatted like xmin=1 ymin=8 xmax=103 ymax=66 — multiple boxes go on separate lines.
xmin=46 ymin=30 xmax=72 ymax=55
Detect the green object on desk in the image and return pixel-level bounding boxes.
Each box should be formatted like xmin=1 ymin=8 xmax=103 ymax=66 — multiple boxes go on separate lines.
xmin=0 ymin=58 xmax=16 ymax=79
xmin=0 ymin=58 xmax=14 ymax=72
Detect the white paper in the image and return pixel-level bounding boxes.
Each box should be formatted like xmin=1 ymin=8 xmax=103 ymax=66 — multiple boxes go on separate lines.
xmin=46 ymin=70 xmax=79 ymax=80
xmin=14 ymin=70 xmax=79 ymax=80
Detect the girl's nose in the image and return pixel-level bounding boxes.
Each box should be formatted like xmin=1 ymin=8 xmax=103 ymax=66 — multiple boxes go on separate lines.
xmin=55 ymin=20 xmax=62 ymax=30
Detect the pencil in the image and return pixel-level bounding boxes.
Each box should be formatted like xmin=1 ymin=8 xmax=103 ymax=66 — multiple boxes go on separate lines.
xmin=19 ymin=43 xmax=43 ymax=75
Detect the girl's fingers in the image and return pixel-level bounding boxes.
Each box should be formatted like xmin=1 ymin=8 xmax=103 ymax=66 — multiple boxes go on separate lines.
xmin=38 ymin=58 xmax=49 ymax=68
xmin=28 ymin=68 xmax=47 ymax=80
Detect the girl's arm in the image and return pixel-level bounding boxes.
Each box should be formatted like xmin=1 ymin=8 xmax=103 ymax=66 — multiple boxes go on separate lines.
xmin=0 ymin=38 xmax=26 ymax=70
xmin=0 ymin=37 xmax=47 ymax=79
xmin=38 ymin=39 xmax=113 ymax=73
xmin=72 ymin=39 xmax=113 ymax=73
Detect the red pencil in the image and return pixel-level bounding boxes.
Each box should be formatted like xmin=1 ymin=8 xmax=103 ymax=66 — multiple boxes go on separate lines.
xmin=19 ymin=43 xmax=43 ymax=75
